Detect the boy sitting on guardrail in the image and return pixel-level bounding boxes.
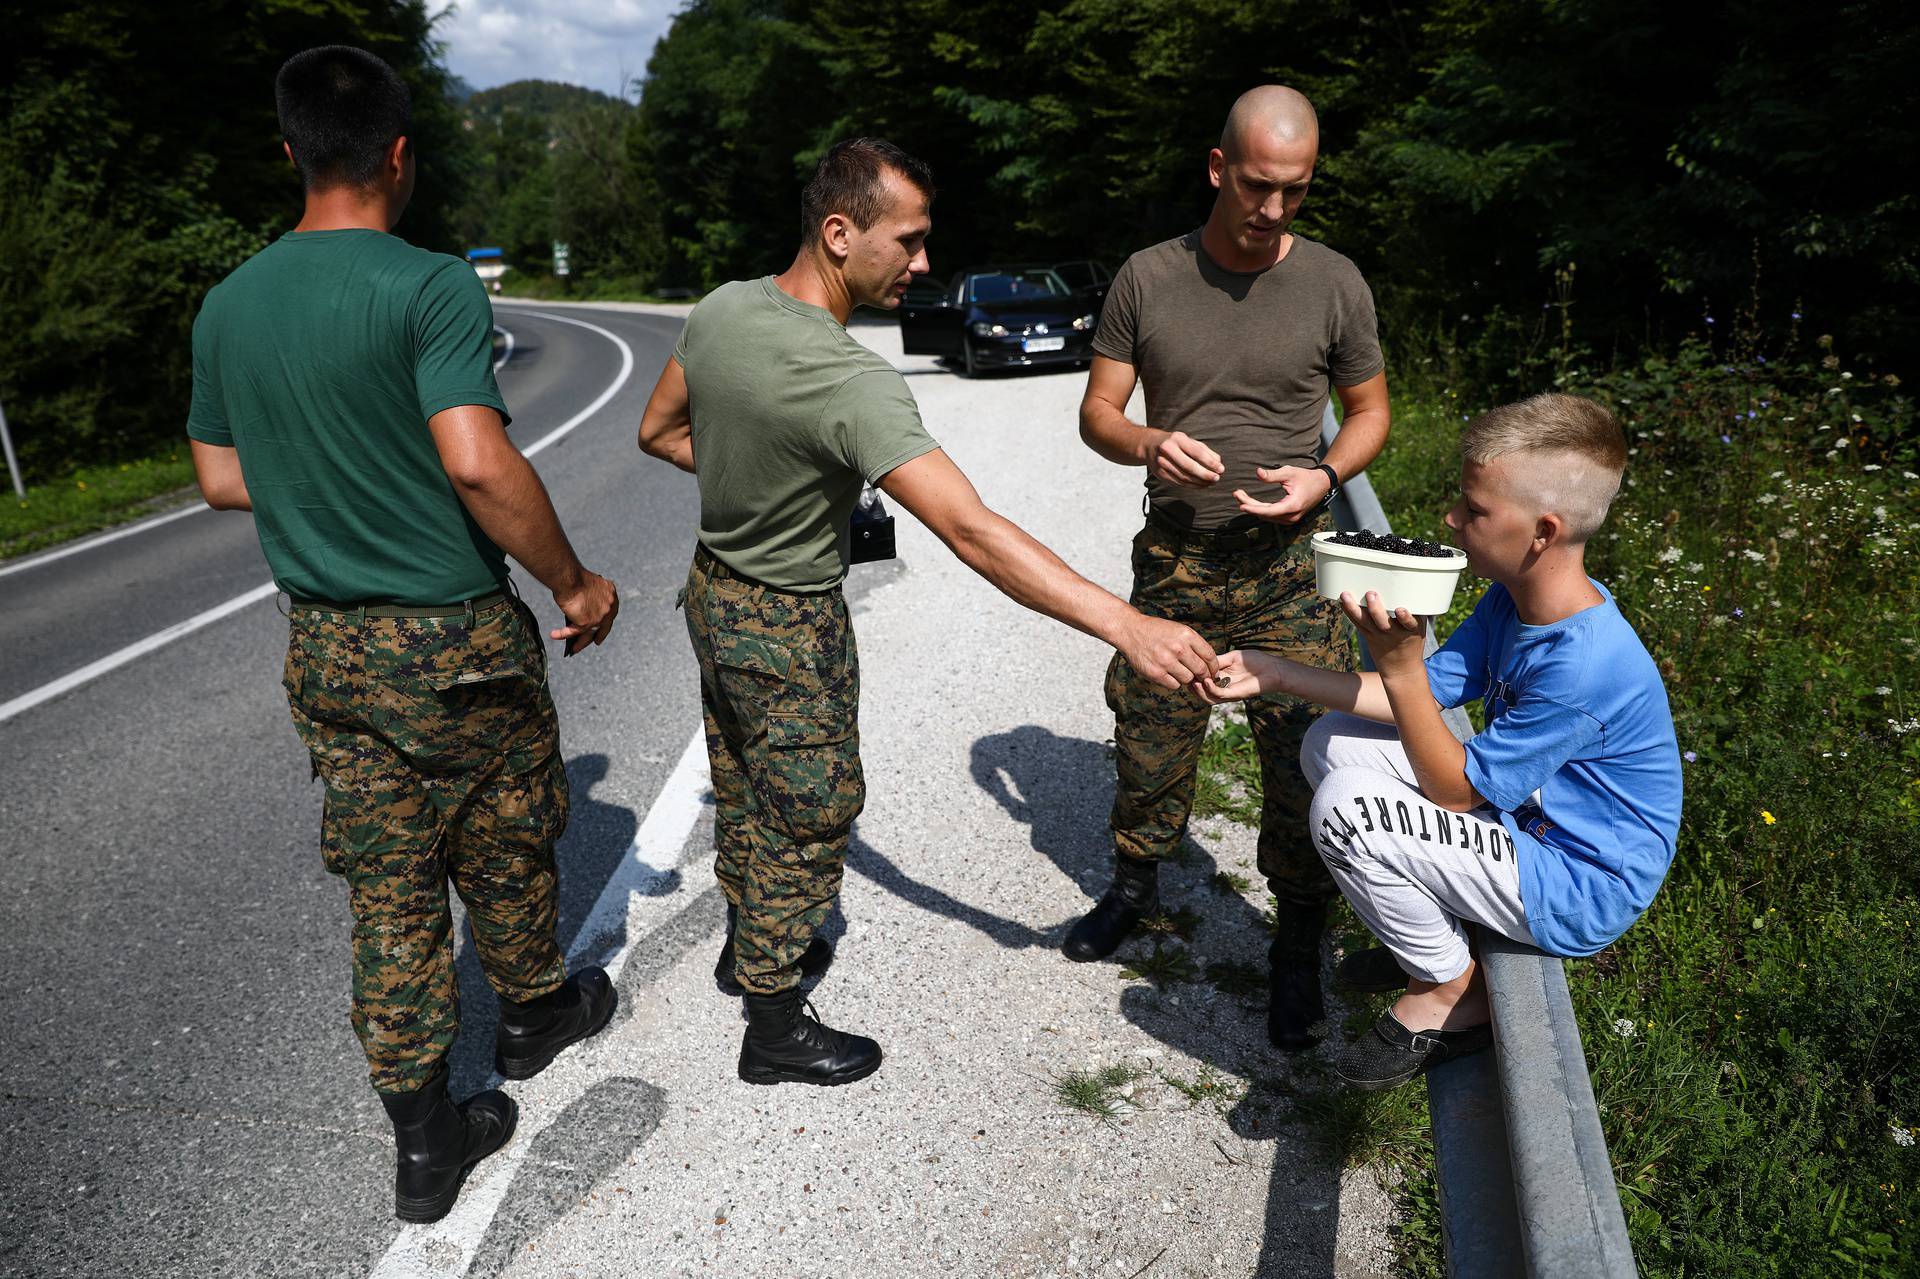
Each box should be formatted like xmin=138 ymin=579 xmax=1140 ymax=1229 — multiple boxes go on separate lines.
xmin=1192 ymin=392 xmax=1682 ymax=1090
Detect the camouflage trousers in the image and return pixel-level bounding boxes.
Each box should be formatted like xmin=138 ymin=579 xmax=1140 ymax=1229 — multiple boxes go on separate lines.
xmin=283 ymin=595 xmax=569 ymax=1095
xmin=682 ymin=546 xmax=865 ymax=996
xmin=1107 ymin=511 xmax=1348 ymax=904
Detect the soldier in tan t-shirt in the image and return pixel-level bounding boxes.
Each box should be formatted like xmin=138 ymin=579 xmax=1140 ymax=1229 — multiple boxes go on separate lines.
xmin=1070 ymin=86 xmax=1393 ymax=1054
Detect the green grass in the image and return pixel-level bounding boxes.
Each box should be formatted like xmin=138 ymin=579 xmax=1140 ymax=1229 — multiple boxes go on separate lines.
xmin=1203 ymin=959 xmax=1268 ymax=1001
xmin=1210 ymin=869 xmax=1253 ymax=896
xmin=1053 ymin=1063 xmax=1145 ymax=1122
xmin=1137 ymin=905 xmax=1201 ymax=941
xmin=1119 ymin=943 xmax=1199 ymax=987
xmin=0 ymin=449 xmax=199 ymax=560
xmin=1160 ymin=1064 xmax=1244 ymax=1112
xmin=1196 ymin=329 xmax=1920 ymax=1276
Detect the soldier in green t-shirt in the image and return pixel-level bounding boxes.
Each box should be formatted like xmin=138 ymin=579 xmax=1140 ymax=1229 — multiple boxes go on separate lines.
xmin=638 ymin=138 xmax=1219 ymax=1088
xmin=187 ymin=47 xmax=619 ymax=1224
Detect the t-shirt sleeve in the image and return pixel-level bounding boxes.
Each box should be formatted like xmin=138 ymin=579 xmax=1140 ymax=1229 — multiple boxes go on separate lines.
xmin=1328 ymin=267 xmax=1384 ymax=388
xmin=1090 ymin=256 xmax=1142 ymax=365
xmin=412 ymin=262 xmax=512 ymax=427
xmin=672 ymin=303 xmax=695 ymax=366
xmin=185 ymin=305 xmax=232 ymax=446
xmin=1424 ymin=591 xmax=1497 ymax=708
xmin=822 ymin=370 xmax=941 ymax=483
xmin=1465 ymin=695 xmax=1604 ymax=813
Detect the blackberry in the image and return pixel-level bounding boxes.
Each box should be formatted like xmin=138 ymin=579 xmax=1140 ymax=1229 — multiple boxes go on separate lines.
xmin=1326 ymin=530 xmax=1458 ymax=559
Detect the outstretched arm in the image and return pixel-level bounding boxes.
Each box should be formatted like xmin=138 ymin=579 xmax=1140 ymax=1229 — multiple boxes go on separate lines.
xmin=878 ymin=448 xmax=1216 ymax=689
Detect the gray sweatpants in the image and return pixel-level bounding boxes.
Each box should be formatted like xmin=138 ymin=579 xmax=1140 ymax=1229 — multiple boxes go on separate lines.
xmin=1301 ymin=713 xmax=1537 ymax=984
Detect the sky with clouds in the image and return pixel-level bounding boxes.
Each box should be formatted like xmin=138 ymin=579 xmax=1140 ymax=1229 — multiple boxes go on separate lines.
xmin=429 ymin=0 xmax=680 ymax=97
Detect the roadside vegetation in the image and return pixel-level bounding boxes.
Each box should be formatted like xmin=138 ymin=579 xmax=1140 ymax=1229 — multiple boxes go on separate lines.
xmin=1198 ymin=313 xmax=1919 ymax=1276
xmin=0 ymin=450 xmax=196 ymax=560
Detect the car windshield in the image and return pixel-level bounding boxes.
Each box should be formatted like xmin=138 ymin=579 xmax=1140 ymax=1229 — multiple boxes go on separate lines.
xmin=968 ymin=269 xmax=1069 ymax=303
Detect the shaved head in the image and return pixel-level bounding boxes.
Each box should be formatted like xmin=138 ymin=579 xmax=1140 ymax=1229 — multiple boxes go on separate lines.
xmin=1219 ymin=85 xmax=1319 ymax=161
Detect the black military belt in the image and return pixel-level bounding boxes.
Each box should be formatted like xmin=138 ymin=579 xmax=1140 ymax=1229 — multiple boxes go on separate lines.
xmin=1144 ymin=505 xmax=1314 ymax=551
xmin=288 ymin=590 xmax=510 ymax=619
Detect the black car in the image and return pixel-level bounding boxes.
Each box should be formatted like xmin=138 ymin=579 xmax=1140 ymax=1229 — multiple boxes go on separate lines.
xmin=899 ymin=261 xmax=1111 ymax=376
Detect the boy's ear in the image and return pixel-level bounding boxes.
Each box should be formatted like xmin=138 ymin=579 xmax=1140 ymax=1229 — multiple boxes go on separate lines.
xmin=1535 ymin=511 xmax=1567 ymax=548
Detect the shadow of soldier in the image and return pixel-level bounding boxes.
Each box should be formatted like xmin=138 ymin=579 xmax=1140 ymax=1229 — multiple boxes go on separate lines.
xmin=904 ymin=723 xmax=1348 ymax=1278
xmin=447 ymin=752 xmax=681 ymax=1094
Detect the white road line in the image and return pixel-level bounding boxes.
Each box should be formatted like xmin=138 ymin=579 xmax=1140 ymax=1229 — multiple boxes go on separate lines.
xmin=0 ymin=501 xmax=208 ymax=580
xmin=492 ymin=324 xmax=515 ymax=371
xmin=368 ymin=725 xmax=712 ymax=1279
xmin=0 ymin=311 xmax=637 ymax=726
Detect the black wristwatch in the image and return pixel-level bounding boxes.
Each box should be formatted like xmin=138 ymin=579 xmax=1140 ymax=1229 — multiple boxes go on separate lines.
xmin=1316 ymin=462 xmax=1341 ymax=506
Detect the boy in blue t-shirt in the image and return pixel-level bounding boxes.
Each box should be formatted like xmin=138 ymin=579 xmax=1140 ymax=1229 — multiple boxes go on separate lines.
xmin=1194 ymin=392 xmax=1681 ymax=1090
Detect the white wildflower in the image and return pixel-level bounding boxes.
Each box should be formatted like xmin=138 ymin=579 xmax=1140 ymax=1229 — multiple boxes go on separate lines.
xmin=1895 ymin=1126 xmax=1916 ymax=1148
xmin=1757 ymin=493 xmax=1778 ymax=505
xmin=1658 ymin=547 xmax=1684 ymax=563
xmin=1864 ymin=463 xmax=1883 ymax=471
xmin=1770 ymin=470 xmax=1786 ymax=478
xmin=1743 ymin=549 xmax=1766 ymax=562
xmin=1613 ymin=1018 xmax=1637 ymax=1038
xmin=1685 ymin=561 xmax=1704 ymax=573
xmin=1874 ymin=686 xmax=1893 ymax=696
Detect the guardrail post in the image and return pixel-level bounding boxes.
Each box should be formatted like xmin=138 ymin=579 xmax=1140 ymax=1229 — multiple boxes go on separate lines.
xmin=0 ymin=399 xmax=25 ymax=500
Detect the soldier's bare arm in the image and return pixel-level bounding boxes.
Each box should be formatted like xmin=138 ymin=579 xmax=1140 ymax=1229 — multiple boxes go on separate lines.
xmin=190 ymin=440 xmax=252 ymax=511
xmin=1234 ymin=371 xmax=1392 ymax=522
xmin=429 ymin=403 xmax=619 ymax=653
xmin=1078 ymin=354 xmax=1224 ymax=487
xmin=638 ymin=358 xmax=695 ymax=473
xmin=878 ymin=448 xmax=1217 ymax=688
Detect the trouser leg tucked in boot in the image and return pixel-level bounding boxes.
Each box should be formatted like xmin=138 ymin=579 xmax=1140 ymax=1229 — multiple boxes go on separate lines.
xmin=738 ymin=987 xmax=882 ymax=1086
xmin=1063 ymin=853 xmax=1162 ymax=962
xmin=380 ymin=1066 xmax=517 ymax=1223
xmin=715 ymin=903 xmax=833 ymax=995
xmin=495 ymin=965 xmax=617 ymax=1080
xmin=1268 ymin=894 xmax=1329 ymax=1052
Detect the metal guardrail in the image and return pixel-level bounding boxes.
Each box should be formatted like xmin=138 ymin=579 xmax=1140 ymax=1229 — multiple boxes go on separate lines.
xmin=1318 ymin=404 xmax=1636 ymax=1278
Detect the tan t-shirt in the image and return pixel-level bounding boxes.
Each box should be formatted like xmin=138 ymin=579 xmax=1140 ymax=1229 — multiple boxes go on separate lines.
xmin=1093 ymin=230 xmax=1383 ymax=528
xmin=674 ymin=277 xmax=941 ymax=591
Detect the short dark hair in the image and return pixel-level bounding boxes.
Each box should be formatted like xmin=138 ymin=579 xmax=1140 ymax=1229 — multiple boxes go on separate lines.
xmin=275 ymin=46 xmax=413 ymax=190
xmin=800 ymin=137 xmax=935 ymax=245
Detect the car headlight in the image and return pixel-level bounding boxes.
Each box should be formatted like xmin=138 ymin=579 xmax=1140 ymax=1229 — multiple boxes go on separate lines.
xmin=970 ymin=322 xmax=1007 ymax=338
xmin=1071 ymin=313 xmax=1096 ymax=331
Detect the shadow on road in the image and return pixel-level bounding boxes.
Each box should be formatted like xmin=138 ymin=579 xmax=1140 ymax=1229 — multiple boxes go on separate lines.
xmin=853 ymin=722 xmax=1348 ymax=1278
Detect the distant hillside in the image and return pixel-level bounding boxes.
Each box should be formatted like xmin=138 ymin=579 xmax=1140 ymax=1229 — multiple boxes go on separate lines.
xmin=465 ymin=80 xmax=622 ymax=124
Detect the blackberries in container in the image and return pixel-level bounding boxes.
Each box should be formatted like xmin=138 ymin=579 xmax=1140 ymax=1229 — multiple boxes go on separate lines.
xmin=1326 ymin=530 xmax=1460 ymax=559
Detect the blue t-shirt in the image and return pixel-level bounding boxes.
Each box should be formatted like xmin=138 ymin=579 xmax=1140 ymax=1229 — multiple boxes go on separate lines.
xmin=1424 ymin=581 xmax=1682 ymax=956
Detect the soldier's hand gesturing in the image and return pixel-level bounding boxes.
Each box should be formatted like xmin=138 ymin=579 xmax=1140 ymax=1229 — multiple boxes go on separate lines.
xmin=1148 ymin=430 xmax=1225 ymax=487
xmin=1119 ymin=615 xmax=1218 ymax=689
xmin=551 ymin=570 xmax=620 ymax=655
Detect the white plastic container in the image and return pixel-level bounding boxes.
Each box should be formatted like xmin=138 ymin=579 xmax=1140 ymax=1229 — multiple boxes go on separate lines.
xmin=1312 ymin=531 xmax=1469 ymax=616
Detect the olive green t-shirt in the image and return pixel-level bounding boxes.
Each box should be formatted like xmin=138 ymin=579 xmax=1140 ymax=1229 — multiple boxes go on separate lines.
xmin=673 ymin=277 xmax=941 ymax=591
xmin=1093 ymin=230 xmax=1383 ymax=528
xmin=185 ymin=228 xmax=512 ymax=604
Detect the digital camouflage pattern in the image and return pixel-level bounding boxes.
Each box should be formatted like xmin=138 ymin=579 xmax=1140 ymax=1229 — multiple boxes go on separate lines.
xmin=283 ymin=597 xmax=569 ymax=1094
xmin=682 ymin=547 xmax=864 ymax=995
xmin=1107 ymin=513 xmax=1349 ymax=906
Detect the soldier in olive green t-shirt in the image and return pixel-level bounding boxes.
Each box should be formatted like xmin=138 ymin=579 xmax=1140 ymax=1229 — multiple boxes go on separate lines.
xmin=186 ymin=45 xmax=619 ymax=1226
xmin=639 ymin=137 xmax=1219 ymax=1090
xmin=1074 ymin=86 xmax=1394 ymax=1056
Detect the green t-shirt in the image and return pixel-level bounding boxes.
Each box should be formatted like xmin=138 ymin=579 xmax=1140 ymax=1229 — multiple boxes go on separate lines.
xmin=186 ymin=228 xmax=512 ymax=604
xmin=673 ymin=277 xmax=940 ymax=591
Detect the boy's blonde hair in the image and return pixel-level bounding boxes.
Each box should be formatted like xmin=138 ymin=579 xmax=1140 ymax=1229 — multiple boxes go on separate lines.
xmin=1461 ymin=393 xmax=1628 ymax=542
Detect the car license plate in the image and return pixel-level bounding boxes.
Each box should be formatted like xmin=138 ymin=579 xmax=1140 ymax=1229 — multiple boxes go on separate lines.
xmin=1023 ymin=336 xmax=1066 ymax=353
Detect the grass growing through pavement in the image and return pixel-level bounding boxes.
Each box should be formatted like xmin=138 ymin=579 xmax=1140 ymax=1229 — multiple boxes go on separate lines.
xmin=0 ymin=448 xmax=198 ymax=560
xmin=1137 ymin=905 xmax=1201 ymax=941
xmin=1053 ymin=1064 xmax=1146 ymax=1122
xmin=1119 ymin=943 xmax=1198 ymax=987
xmin=1195 ymin=331 xmax=1920 ymax=1276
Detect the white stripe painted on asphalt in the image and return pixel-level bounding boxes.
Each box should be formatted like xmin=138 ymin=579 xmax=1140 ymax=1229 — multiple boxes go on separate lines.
xmin=0 ymin=500 xmax=209 ymax=580
xmin=0 ymin=311 xmax=638 ymax=725
xmin=367 ymin=724 xmax=713 ymax=1279
xmin=491 ymin=324 xmax=515 ymax=371
xmin=0 ymin=582 xmax=280 ymax=723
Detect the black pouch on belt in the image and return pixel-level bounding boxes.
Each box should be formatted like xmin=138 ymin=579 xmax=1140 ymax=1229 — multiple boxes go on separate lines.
xmin=850 ymin=484 xmax=896 ymax=563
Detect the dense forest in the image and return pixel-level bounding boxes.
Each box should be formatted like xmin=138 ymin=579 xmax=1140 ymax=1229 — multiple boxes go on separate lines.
xmin=2 ymin=0 xmax=1916 ymax=470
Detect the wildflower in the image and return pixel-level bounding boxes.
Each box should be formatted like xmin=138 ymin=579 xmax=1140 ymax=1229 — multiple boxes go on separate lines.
xmin=1904 ymin=472 xmax=1918 ymax=481
xmin=1658 ymin=546 xmax=1684 ymax=563
xmin=1743 ymin=549 xmax=1766 ymax=562
xmin=1720 ymin=434 xmax=1732 ymax=444
xmin=1731 ymin=607 xmax=1745 ymax=619
xmin=1875 ymin=686 xmax=1893 ymax=696
xmin=1864 ymin=464 xmax=1882 ymax=472
xmin=1686 ymin=561 xmax=1704 ymax=573
xmin=1895 ymin=1127 xmax=1916 ymax=1148
xmin=1762 ymin=810 xmax=1777 ymax=825
xmin=1792 ymin=310 xmax=1803 ymax=320
xmin=1683 ymin=751 xmax=1697 ymax=763
xmin=1613 ymin=1018 xmax=1636 ymax=1038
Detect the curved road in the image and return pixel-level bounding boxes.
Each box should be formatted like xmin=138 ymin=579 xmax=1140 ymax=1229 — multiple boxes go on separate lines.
xmin=0 ymin=304 xmax=705 ymax=1278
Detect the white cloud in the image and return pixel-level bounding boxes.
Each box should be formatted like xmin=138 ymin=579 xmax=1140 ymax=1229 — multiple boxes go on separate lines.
xmin=430 ymin=0 xmax=680 ymax=96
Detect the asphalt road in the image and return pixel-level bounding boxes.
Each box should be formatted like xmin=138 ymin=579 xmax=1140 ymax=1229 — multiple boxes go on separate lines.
xmin=0 ymin=303 xmax=706 ymax=1278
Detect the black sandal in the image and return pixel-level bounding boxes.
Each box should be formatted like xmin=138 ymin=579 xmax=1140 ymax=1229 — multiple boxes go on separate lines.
xmin=1332 ymin=946 xmax=1411 ymax=993
xmin=1335 ymin=1009 xmax=1492 ymax=1091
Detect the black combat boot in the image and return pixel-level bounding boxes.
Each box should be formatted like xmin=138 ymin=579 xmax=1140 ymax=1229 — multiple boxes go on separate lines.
xmin=495 ymin=966 xmax=617 ymax=1080
xmin=714 ymin=905 xmax=834 ymax=996
xmin=737 ymin=988 xmax=882 ymax=1086
xmin=380 ymin=1067 xmax=517 ymax=1223
xmin=1062 ymin=854 xmax=1161 ymax=962
xmin=1268 ymin=896 xmax=1330 ymax=1052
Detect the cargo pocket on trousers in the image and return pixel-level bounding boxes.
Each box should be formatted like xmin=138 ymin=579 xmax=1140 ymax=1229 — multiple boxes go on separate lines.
xmin=763 ymin=705 xmax=865 ymax=843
